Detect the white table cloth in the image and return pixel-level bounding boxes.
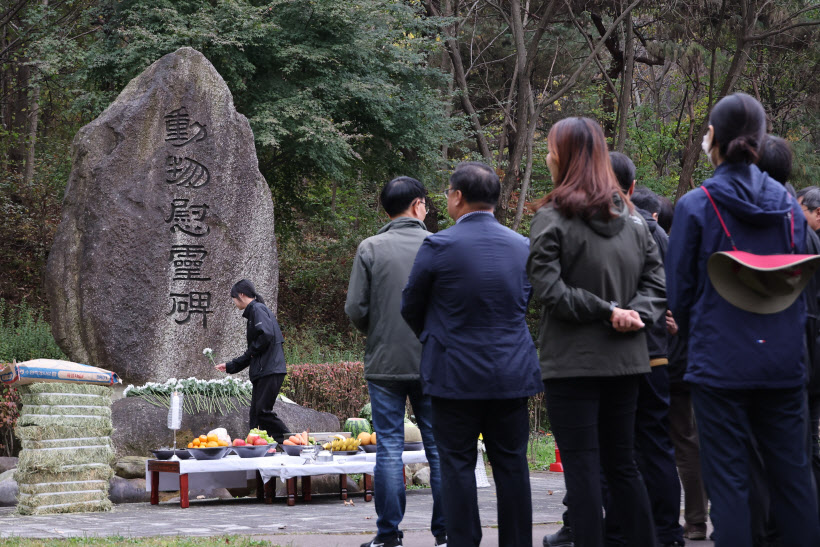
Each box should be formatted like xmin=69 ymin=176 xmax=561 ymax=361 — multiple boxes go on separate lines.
xmin=146 ymin=451 xmax=428 ymax=492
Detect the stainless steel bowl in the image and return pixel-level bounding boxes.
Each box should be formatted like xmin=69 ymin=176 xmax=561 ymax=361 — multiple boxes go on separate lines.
xmin=315 ymin=450 xmax=333 ymax=463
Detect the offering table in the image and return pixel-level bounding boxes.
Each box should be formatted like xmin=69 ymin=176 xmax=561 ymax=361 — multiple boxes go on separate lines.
xmin=146 ymin=451 xmax=428 ymax=508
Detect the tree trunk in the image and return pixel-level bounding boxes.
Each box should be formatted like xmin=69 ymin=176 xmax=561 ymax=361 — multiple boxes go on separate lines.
xmin=615 ymin=11 xmax=634 ymax=152
xmin=440 ymin=0 xmax=454 ymax=163
xmin=674 ymin=10 xmax=752 ymax=202
xmin=23 ymin=79 xmax=40 ymax=186
xmin=497 ymin=0 xmax=531 ymax=223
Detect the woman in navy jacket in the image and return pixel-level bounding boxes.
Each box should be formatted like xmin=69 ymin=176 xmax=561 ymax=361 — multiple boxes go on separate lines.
xmin=665 ymin=93 xmax=820 ymax=546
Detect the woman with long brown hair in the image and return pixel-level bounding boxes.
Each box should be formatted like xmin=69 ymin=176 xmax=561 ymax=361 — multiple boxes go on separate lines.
xmin=527 ymin=117 xmax=665 ymax=547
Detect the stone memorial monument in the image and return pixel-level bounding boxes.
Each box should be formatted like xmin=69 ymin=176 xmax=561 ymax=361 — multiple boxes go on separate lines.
xmin=46 ymin=47 xmax=277 ymax=385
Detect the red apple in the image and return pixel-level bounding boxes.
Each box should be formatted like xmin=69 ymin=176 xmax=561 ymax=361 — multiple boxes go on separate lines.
xmin=233 ymin=439 xmax=246 ymax=446
xmin=253 ymin=438 xmax=268 ymax=446
xmin=246 ymin=434 xmax=259 ymax=445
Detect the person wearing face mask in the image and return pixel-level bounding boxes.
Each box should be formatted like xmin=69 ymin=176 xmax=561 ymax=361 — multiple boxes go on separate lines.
xmin=665 ymin=93 xmax=820 ymax=546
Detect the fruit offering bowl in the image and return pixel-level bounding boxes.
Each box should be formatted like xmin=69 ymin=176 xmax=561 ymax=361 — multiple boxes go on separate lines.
xmin=151 ymin=449 xmax=175 ymax=460
xmin=404 ymin=441 xmax=424 ymax=451
xmin=332 ymin=449 xmax=364 ymax=456
xmin=361 ymin=444 xmax=377 ymax=453
xmin=282 ymin=444 xmax=308 ymax=457
xmin=188 ymin=446 xmax=231 ymax=460
xmin=232 ymin=445 xmax=271 ymax=458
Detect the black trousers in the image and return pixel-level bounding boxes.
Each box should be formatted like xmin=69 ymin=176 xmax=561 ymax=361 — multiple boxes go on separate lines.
xmin=431 ymin=396 xmax=533 ymax=547
xmin=250 ymin=373 xmax=288 ymax=444
xmin=544 ymin=376 xmax=656 ymax=547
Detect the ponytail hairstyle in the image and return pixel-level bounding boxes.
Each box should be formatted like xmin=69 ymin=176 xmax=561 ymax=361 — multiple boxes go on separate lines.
xmin=230 ymin=279 xmax=265 ymax=305
xmin=709 ymin=93 xmax=767 ymax=165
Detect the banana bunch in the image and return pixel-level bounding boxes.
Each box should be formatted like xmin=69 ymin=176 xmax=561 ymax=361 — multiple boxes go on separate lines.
xmin=322 ymin=435 xmax=360 ymax=452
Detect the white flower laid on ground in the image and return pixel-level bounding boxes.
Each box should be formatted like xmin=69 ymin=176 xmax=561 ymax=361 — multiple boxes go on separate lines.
xmin=124 ymin=376 xmax=255 ymax=416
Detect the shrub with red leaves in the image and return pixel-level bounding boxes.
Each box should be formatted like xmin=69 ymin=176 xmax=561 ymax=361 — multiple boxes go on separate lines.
xmin=284 ymin=362 xmax=368 ymax=423
xmin=0 ymin=382 xmax=20 ymax=456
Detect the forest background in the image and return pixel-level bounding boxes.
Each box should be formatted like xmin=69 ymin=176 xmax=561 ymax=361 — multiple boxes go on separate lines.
xmin=1 ymin=0 xmax=819 ymax=364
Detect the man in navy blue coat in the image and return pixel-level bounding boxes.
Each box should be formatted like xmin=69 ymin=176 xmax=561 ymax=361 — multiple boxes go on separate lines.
xmin=401 ymin=162 xmax=543 ymax=547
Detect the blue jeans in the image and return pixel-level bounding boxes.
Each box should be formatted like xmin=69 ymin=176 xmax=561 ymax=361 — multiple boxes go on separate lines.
xmin=692 ymin=384 xmax=820 ymax=547
xmin=368 ymin=380 xmax=445 ymax=541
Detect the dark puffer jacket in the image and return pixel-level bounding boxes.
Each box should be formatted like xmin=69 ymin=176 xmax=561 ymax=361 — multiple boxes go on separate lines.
xmin=225 ymin=300 xmax=286 ymax=381
xmin=636 ymin=206 xmax=669 ymax=361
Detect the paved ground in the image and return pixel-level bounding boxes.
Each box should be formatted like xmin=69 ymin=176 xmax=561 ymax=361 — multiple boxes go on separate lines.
xmin=0 ymin=471 xmax=712 ymax=545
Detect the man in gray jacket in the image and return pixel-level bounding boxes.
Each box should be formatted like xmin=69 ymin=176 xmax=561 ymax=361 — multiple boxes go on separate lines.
xmin=345 ymin=176 xmax=446 ymax=547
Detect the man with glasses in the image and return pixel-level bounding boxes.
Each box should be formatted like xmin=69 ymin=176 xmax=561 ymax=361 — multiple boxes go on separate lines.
xmin=345 ymin=176 xmax=446 ymax=547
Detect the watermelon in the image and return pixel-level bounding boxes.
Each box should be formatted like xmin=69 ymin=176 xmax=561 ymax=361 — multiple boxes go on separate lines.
xmin=344 ymin=417 xmax=372 ymax=437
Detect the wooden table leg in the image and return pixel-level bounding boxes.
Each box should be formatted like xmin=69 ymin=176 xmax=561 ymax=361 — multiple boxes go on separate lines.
xmin=264 ymin=477 xmax=275 ymax=504
xmin=340 ymin=474 xmax=347 ymax=500
xmin=150 ymin=470 xmax=159 ymax=505
xmin=287 ymin=478 xmax=296 ymax=506
xmin=302 ymin=476 xmax=312 ymax=501
xmin=180 ymin=473 xmax=189 ymax=508
xmin=256 ymin=471 xmax=265 ymax=502
xmin=364 ymin=474 xmax=373 ymax=502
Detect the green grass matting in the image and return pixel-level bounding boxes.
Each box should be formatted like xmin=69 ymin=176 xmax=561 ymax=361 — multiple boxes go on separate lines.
xmin=20 ymin=393 xmax=112 ymax=407
xmin=21 ymin=436 xmax=112 ymax=450
xmin=17 ymin=445 xmax=115 ymax=473
xmin=19 ymin=383 xmax=113 ymax=397
xmin=14 ymin=463 xmax=114 ymax=485
xmin=15 ymin=423 xmax=114 ymax=441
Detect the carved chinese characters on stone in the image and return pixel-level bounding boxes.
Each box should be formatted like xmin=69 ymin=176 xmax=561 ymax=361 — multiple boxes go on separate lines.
xmin=166 ymin=156 xmax=210 ymax=188
xmin=165 ymin=107 xmax=208 ymax=147
xmin=167 ymin=291 xmax=212 ymax=327
xmin=164 ymin=103 xmax=214 ymax=328
xmin=170 ymin=245 xmax=211 ymax=281
xmin=166 ymin=198 xmax=210 ymax=236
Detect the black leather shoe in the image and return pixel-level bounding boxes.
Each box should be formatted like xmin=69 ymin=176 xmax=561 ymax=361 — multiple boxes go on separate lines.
xmin=543 ymin=525 xmax=574 ymax=547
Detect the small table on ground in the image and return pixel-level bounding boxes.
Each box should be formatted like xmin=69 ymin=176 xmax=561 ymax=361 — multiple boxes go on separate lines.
xmin=146 ymin=451 xmax=428 ymax=508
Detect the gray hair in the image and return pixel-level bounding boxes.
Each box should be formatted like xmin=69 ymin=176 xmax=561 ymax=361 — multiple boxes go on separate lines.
xmin=801 ymin=187 xmax=820 ymax=211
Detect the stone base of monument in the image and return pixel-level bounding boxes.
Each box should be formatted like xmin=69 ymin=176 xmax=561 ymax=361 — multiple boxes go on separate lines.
xmin=112 ymin=396 xmax=339 ymax=457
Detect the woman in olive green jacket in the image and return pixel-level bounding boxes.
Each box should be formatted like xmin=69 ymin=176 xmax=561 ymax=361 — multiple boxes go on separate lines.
xmin=527 ymin=117 xmax=665 ymax=547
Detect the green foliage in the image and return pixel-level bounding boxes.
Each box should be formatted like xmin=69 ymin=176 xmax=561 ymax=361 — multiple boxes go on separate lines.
xmin=0 ymin=138 xmax=74 ymax=308
xmin=0 ymin=299 xmax=65 ymax=363
xmin=527 ymin=432 xmax=557 ymax=471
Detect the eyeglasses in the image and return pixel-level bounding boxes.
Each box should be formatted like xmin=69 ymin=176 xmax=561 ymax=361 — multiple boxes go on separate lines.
xmin=415 ymin=199 xmax=429 ymax=213
xmin=443 ymin=188 xmax=454 ymax=198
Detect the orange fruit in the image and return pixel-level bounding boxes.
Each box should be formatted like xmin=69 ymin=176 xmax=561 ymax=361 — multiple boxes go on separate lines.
xmin=357 ymin=432 xmax=371 ymax=445
xmin=206 ymin=441 xmax=219 ymax=448
xmin=218 ymin=440 xmax=229 ymax=447
xmin=187 ymin=442 xmax=194 ymax=449
xmin=371 ymin=432 xmax=377 ymax=445
xmin=199 ymin=435 xmax=207 ymax=442
xmin=207 ymin=433 xmax=218 ymax=443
